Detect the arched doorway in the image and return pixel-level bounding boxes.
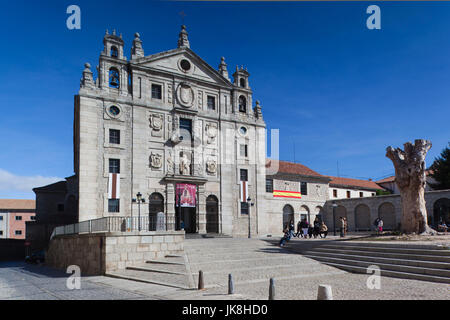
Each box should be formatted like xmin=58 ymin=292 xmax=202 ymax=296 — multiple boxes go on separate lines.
xmin=206 ymin=195 xmax=219 ymax=233
xmin=300 ymin=205 xmax=310 ymax=223
xmin=334 ymin=206 xmax=347 ymax=233
xmin=315 ymin=206 xmax=324 ymax=222
xmin=378 ymin=202 xmax=396 ymax=230
xmin=149 ymin=193 xmax=164 ymax=231
xmin=355 ymin=204 xmax=371 ymax=231
xmin=282 ymin=205 xmax=294 ymax=230
xmin=433 ymin=198 xmax=450 ymax=227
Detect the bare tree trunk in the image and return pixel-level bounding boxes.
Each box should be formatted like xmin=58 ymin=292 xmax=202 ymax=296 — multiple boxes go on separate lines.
xmin=386 ymin=139 xmax=436 ymax=235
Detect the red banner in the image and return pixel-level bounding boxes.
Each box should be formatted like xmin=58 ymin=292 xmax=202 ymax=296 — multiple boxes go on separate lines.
xmin=176 ymin=184 xmax=196 ymax=207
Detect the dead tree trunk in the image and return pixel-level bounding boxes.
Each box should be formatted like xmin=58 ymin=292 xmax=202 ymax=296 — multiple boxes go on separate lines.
xmin=386 ymin=139 xmax=435 ymax=235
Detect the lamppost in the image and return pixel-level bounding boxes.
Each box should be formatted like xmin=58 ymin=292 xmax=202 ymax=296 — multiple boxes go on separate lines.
xmin=332 ymin=201 xmax=337 ymax=236
xmin=132 ymin=192 xmax=145 ymax=231
xmin=247 ymin=197 xmax=254 ymax=238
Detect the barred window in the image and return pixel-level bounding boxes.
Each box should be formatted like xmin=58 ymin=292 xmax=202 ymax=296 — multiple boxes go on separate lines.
xmin=240 ymin=169 xmax=248 ymax=182
xmin=241 ymin=202 xmax=249 ymax=215
xmin=109 ymin=129 xmax=120 ymax=144
xmin=300 ymin=182 xmax=308 ymax=195
xmin=151 ymin=84 xmax=162 ymax=99
xmin=266 ymin=179 xmax=273 ymax=193
xmin=109 ymin=159 xmax=120 ymax=174
xmin=207 ymin=96 xmax=216 ymax=110
xmin=108 ymin=199 xmax=120 ymax=213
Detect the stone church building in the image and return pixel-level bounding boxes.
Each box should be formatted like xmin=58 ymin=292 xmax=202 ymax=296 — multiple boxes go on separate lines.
xmin=75 ymin=26 xmax=267 ymax=237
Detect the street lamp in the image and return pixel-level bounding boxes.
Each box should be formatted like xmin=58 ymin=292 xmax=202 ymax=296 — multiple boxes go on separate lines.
xmin=332 ymin=201 xmax=337 ymax=236
xmin=132 ymin=192 xmax=145 ymax=231
xmin=247 ymin=196 xmax=253 ymax=238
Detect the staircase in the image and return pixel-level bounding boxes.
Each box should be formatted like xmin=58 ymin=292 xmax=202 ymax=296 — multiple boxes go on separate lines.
xmin=106 ymin=254 xmax=194 ymax=289
xmin=303 ymin=242 xmax=450 ymax=284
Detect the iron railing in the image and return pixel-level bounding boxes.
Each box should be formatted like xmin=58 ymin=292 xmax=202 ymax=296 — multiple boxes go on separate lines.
xmin=50 ymin=215 xmax=177 ymax=239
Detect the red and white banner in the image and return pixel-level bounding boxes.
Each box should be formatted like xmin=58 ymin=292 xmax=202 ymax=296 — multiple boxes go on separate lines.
xmin=176 ymin=184 xmax=196 ymax=207
xmin=240 ymin=181 xmax=248 ymax=202
xmin=108 ymin=173 xmax=120 ymax=199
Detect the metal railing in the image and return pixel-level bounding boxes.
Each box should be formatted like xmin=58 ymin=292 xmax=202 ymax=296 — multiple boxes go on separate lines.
xmin=50 ymin=215 xmax=177 ymax=239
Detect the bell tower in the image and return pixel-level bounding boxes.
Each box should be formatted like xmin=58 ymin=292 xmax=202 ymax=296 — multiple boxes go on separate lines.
xmin=98 ymin=29 xmax=128 ymax=95
xmin=232 ymin=66 xmax=252 ymax=116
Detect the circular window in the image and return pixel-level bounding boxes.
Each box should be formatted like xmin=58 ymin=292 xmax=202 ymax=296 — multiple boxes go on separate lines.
xmin=109 ymin=105 xmax=120 ymax=117
xmin=180 ymin=59 xmax=191 ymax=72
xmin=240 ymin=127 xmax=247 ymax=135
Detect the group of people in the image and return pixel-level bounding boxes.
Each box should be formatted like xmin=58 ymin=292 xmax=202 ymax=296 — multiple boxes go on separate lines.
xmin=373 ymin=217 xmax=384 ymax=235
xmin=279 ymin=218 xmax=328 ymax=247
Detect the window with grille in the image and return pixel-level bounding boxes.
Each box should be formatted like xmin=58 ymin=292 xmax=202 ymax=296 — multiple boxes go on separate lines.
xmin=207 ymin=96 xmax=216 ymax=110
xmin=266 ymin=179 xmax=273 ymax=193
xmin=300 ymin=182 xmax=308 ymax=195
xmin=241 ymin=202 xmax=249 ymax=215
xmin=151 ymin=84 xmax=162 ymax=99
xmin=240 ymin=169 xmax=248 ymax=182
xmin=108 ymin=199 xmax=120 ymax=213
xmin=109 ymin=129 xmax=120 ymax=144
xmin=109 ymin=159 xmax=120 ymax=174
xmin=15 ymin=216 xmax=22 ymax=221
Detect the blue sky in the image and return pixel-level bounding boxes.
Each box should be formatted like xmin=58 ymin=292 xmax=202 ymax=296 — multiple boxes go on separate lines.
xmin=0 ymin=1 xmax=449 ymax=199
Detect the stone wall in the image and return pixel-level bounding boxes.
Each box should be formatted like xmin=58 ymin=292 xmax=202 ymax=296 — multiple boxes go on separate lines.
xmin=46 ymin=231 xmax=184 ymax=275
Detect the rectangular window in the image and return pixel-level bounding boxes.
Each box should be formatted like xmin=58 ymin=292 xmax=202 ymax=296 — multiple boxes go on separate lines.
xmin=179 ymin=118 xmax=192 ymax=144
xmin=109 ymin=159 xmax=120 ymax=174
xmin=57 ymin=204 xmax=64 ymax=212
xmin=347 ymin=191 xmax=351 ymax=198
xmin=151 ymin=84 xmax=162 ymax=99
xmin=333 ymin=189 xmax=338 ymax=198
xmin=372 ymin=193 xmax=375 ymax=197
xmin=359 ymin=192 xmax=364 ymax=198
xmin=108 ymin=199 xmax=120 ymax=213
xmin=15 ymin=230 xmax=22 ymax=235
xmin=109 ymin=129 xmax=120 ymax=144
xmin=207 ymin=96 xmax=216 ymax=110
xmin=0 ymin=216 xmax=3 ymax=221
xmin=240 ymin=202 xmax=249 ymax=215
xmin=15 ymin=216 xmax=22 ymax=221
xmin=30 ymin=216 xmax=36 ymax=221
xmin=266 ymin=179 xmax=273 ymax=193
xmin=0 ymin=231 xmax=3 ymax=236
xmin=300 ymin=182 xmax=308 ymax=195
xmin=240 ymin=169 xmax=248 ymax=182
xmin=240 ymin=144 xmax=248 ymax=157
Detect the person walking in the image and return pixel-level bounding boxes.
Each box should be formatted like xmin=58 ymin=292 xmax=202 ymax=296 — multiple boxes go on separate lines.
xmin=377 ymin=218 xmax=384 ymax=235
xmin=296 ymin=220 xmax=302 ymax=238
xmin=340 ymin=217 xmax=345 ymax=237
xmin=343 ymin=217 xmax=348 ymax=237
xmin=289 ymin=220 xmax=295 ymax=238
xmin=301 ymin=219 xmax=309 ymax=239
xmin=313 ymin=217 xmax=320 ymax=238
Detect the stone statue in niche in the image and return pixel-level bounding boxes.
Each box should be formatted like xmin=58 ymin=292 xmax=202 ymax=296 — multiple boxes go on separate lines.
xmin=150 ymin=152 xmax=162 ymax=169
xmin=205 ymin=123 xmax=217 ymax=144
xmin=179 ymin=152 xmax=191 ymax=175
xmin=166 ymin=151 xmax=174 ymax=174
xmin=150 ymin=114 xmax=163 ymax=137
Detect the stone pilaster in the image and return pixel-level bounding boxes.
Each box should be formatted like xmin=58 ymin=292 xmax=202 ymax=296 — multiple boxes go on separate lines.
xmin=166 ymin=183 xmax=176 ymax=231
xmin=198 ymin=184 xmax=206 ymax=234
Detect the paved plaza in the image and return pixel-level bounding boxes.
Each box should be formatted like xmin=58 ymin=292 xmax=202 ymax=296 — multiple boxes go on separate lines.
xmin=0 ymin=237 xmax=449 ymax=300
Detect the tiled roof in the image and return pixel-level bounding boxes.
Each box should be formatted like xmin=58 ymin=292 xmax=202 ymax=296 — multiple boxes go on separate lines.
xmin=328 ymin=176 xmax=384 ymax=191
xmin=377 ymin=170 xmax=434 ymax=184
xmin=0 ymin=199 xmax=35 ymax=210
xmin=266 ymin=159 xmax=325 ymax=178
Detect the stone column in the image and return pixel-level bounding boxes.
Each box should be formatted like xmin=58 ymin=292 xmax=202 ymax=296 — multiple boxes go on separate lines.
xmin=166 ymin=183 xmax=176 ymax=231
xmin=198 ymin=184 xmax=207 ymax=234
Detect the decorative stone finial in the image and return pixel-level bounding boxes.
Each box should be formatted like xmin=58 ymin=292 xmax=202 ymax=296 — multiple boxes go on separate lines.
xmin=218 ymin=57 xmax=229 ymax=81
xmin=254 ymin=100 xmax=263 ymax=120
xmin=131 ymin=31 xmax=144 ymax=59
xmin=105 ymin=29 xmax=109 ymax=35
xmin=84 ymin=62 xmax=91 ymax=69
xmin=112 ymin=29 xmax=116 ymax=36
xmin=178 ymin=25 xmax=190 ymax=48
xmin=81 ymin=62 xmax=94 ymax=89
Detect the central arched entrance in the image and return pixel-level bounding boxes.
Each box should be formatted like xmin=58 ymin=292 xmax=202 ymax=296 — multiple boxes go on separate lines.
xmin=378 ymin=202 xmax=396 ymax=230
xmin=206 ymin=195 xmax=219 ymax=233
xmin=355 ymin=204 xmax=371 ymax=231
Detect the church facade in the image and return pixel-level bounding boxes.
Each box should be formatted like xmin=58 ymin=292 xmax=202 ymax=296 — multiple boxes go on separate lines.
xmin=74 ymin=26 xmax=267 ymax=237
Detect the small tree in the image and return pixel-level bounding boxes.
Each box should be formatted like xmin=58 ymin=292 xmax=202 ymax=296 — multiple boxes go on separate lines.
xmin=429 ymin=143 xmax=450 ymax=190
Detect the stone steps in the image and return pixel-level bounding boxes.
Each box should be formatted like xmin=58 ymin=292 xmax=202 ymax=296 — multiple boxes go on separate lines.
xmin=303 ymin=242 xmax=450 ymax=284
xmin=105 ymin=254 xmax=192 ymax=289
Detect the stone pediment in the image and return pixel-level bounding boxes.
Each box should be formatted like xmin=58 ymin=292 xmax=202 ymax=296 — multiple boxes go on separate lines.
xmin=131 ymin=48 xmax=232 ymax=87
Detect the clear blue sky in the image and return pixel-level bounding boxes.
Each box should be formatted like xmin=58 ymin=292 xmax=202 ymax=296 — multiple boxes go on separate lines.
xmin=0 ymin=1 xmax=449 ymax=199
